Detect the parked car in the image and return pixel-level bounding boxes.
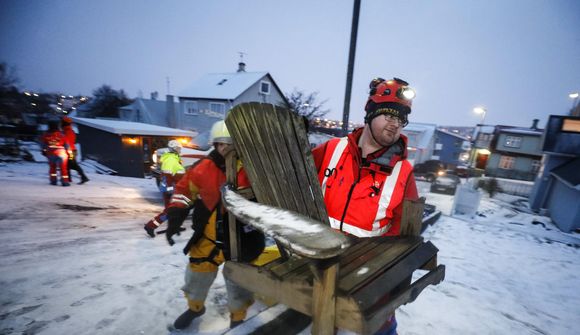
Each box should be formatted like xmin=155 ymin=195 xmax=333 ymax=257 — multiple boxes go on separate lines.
xmin=150 ymin=146 xmax=211 ymax=191
xmin=413 ymin=160 xmax=445 ymax=182
xmin=430 ymin=174 xmax=461 ymax=195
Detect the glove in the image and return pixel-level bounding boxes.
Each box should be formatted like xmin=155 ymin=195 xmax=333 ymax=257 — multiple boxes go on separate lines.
xmin=166 ymin=207 xmax=188 ymax=246
xmin=68 ymin=150 xmax=74 ymax=159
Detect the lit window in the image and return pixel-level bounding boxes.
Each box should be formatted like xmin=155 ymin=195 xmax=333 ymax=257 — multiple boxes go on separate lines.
xmin=562 ymin=119 xmax=580 ymax=132
xmin=499 ymin=156 xmax=515 ymax=169
xmin=505 ymin=136 xmax=522 ymax=148
xmin=184 ymin=101 xmax=198 ymax=115
xmin=260 ymin=81 xmax=271 ymax=95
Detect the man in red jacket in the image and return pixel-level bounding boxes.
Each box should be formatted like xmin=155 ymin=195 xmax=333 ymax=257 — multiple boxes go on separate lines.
xmin=312 ymin=77 xmax=418 ymax=335
xmin=61 ymin=116 xmax=89 ymax=184
xmin=41 ymin=120 xmax=70 ymax=186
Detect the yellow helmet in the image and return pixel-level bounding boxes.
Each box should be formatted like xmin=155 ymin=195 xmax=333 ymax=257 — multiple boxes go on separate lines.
xmin=209 ymin=120 xmax=232 ymax=144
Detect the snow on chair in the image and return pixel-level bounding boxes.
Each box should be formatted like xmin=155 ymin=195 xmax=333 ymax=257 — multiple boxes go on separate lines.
xmin=222 ymin=102 xmax=445 ymax=334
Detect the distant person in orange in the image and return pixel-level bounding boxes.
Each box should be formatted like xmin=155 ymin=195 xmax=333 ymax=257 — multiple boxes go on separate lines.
xmin=41 ymin=120 xmax=70 ymax=186
xmin=61 ymin=116 xmax=89 ymax=184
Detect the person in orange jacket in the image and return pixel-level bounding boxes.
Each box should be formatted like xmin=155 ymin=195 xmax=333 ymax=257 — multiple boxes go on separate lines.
xmin=312 ymin=77 xmax=419 ymax=335
xmin=61 ymin=116 xmax=89 ymax=184
xmin=165 ymin=120 xmax=265 ymax=330
xmin=40 ymin=120 xmax=70 ymax=186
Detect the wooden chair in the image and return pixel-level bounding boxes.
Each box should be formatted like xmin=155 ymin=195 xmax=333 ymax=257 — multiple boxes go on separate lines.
xmin=222 ymin=103 xmax=445 ymax=334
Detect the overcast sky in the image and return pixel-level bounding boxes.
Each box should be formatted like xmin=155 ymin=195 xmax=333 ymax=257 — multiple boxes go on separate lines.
xmin=1 ymin=0 xmax=579 ymax=127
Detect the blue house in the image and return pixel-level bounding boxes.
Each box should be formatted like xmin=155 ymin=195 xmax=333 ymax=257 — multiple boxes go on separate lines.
xmin=529 ymin=115 xmax=580 ymax=232
xmin=433 ymin=129 xmax=470 ymax=168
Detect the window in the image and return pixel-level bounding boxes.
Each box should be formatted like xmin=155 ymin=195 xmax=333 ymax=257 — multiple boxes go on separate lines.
xmin=505 ymin=136 xmax=522 ymax=148
xmin=531 ymin=159 xmax=541 ymax=174
xmin=498 ymin=156 xmax=515 ymax=169
xmin=209 ymin=102 xmax=226 ymax=117
xmin=184 ymin=101 xmax=198 ymax=115
xmin=562 ymin=119 xmax=580 ymax=133
xmin=260 ymin=81 xmax=271 ymax=95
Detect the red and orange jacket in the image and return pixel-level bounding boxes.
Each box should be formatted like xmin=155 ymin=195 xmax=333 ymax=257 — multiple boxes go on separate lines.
xmin=41 ymin=130 xmax=69 ymax=158
xmin=168 ymin=150 xmax=253 ymax=272
xmin=312 ymin=128 xmax=418 ymax=237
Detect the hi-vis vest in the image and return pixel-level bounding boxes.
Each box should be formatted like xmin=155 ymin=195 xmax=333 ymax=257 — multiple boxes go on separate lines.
xmin=317 ymin=137 xmax=414 ymax=237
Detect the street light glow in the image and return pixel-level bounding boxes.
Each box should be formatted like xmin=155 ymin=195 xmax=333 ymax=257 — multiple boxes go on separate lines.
xmin=570 ymin=92 xmax=579 ymax=99
xmin=473 ymin=107 xmax=486 ymax=115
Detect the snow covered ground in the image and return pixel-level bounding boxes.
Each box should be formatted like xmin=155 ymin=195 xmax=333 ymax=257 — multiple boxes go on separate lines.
xmin=1 ymin=160 xmax=579 ymax=335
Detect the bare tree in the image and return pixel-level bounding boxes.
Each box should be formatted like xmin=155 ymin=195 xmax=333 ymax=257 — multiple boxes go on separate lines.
xmin=285 ymin=89 xmax=330 ymax=121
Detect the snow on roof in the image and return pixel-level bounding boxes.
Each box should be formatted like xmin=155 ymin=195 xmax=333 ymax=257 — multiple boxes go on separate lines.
xmin=500 ymin=127 xmax=543 ymax=136
xmin=402 ymin=122 xmax=437 ymax=149
xmin=72 ymin=117 xmax=197 ymax=137
xmin=436 ymin=128 xmax=469 ymax=141
xmin=179 ymin=71 xmax=269 ymax=99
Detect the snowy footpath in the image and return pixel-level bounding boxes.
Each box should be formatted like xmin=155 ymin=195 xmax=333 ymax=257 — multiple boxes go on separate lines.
xmin=0 ymin=161 xmax=579 ymax=335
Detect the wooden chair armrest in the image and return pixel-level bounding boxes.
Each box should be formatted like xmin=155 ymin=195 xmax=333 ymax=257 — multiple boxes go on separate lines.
xmin=222 ymin=185 xmax=351 ymax=259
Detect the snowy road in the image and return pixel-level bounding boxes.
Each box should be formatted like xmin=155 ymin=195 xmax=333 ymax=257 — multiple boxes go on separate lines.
xmin=1 ymin=162 xmax=579 ymax=335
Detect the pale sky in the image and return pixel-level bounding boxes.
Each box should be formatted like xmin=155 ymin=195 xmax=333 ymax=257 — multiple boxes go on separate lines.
xmin=1 ymin=0 xmax=579 ymax=127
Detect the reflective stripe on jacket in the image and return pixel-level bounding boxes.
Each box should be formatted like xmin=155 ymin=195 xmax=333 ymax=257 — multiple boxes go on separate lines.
xmin=313 ymin=128 xmax=418 ymax=237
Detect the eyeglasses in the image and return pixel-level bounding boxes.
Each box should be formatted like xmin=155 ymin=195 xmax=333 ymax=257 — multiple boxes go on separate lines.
xmin=382 ymin=114 xmax=403 ymax=127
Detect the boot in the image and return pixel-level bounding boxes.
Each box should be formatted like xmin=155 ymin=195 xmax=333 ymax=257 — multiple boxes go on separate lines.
xmin=78 ymin=177 xmax=89 ymax=185
xmin=144 ymin=225 xmax=155 ymax=238
xmin=62 ymin=181 xmax=70 ymax=187
xmin=173 ymin=307 xmax=205 ymax=330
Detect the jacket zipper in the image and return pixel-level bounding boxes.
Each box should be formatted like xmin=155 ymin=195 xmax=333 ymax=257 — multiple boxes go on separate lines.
xmin=339 ymin=161 xmax=362 ymax=232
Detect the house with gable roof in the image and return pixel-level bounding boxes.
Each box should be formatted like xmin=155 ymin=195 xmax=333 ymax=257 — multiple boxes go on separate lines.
xmin=118 ymin=62 xmax=289 ymax=146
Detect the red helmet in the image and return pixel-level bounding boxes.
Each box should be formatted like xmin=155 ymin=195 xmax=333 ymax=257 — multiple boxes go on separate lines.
xmin=364 ymin=77 xmax=415 ymax=124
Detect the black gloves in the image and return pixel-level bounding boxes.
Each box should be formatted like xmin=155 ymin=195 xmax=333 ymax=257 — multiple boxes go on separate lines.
xmin=166 ymin=207 xmax=188 ymax=246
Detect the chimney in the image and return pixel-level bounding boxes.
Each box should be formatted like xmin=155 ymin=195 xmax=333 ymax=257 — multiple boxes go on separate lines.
xmin=166 ymin=95 xmax=176 ymax=128
xmin=237 ymin=62 xmax=246 ymax=72
xmin=150 ymin=91 xmax=158 ymax=100
xmin=531 ymin=119 xmax=539 ymax=130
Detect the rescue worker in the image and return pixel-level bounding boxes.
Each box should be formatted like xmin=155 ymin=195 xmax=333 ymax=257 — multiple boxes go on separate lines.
xmin=144 ymin=139 xmax=185 ymax=237
xmin=40 ymin=120 xmax=70 ymax=186
xmin=165 ymin=120 xmax=265 ymax=330
xmin=312 ymin=77 xmax=419 ymax=335
xmin=61 ymin=116 xmax=89 ymax=184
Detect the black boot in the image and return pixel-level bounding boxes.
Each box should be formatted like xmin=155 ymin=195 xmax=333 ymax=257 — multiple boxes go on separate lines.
xmin=144 ymin=225 xmax=155 ymax=238
xmin=78 ymin=177 xmax=89 ymax=185
xmin=173 ymin=307 xmax=205 ymax=329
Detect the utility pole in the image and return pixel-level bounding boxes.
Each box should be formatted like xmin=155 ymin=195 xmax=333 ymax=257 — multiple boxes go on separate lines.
xmin=342 ymin=0 xmax=361 ymax=134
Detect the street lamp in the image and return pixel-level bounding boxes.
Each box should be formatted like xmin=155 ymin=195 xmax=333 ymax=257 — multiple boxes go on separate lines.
xmin=473 ymin=107 xmax=487 ymax=125
xmin=569 ymin=92 xmax=579 ymax=110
